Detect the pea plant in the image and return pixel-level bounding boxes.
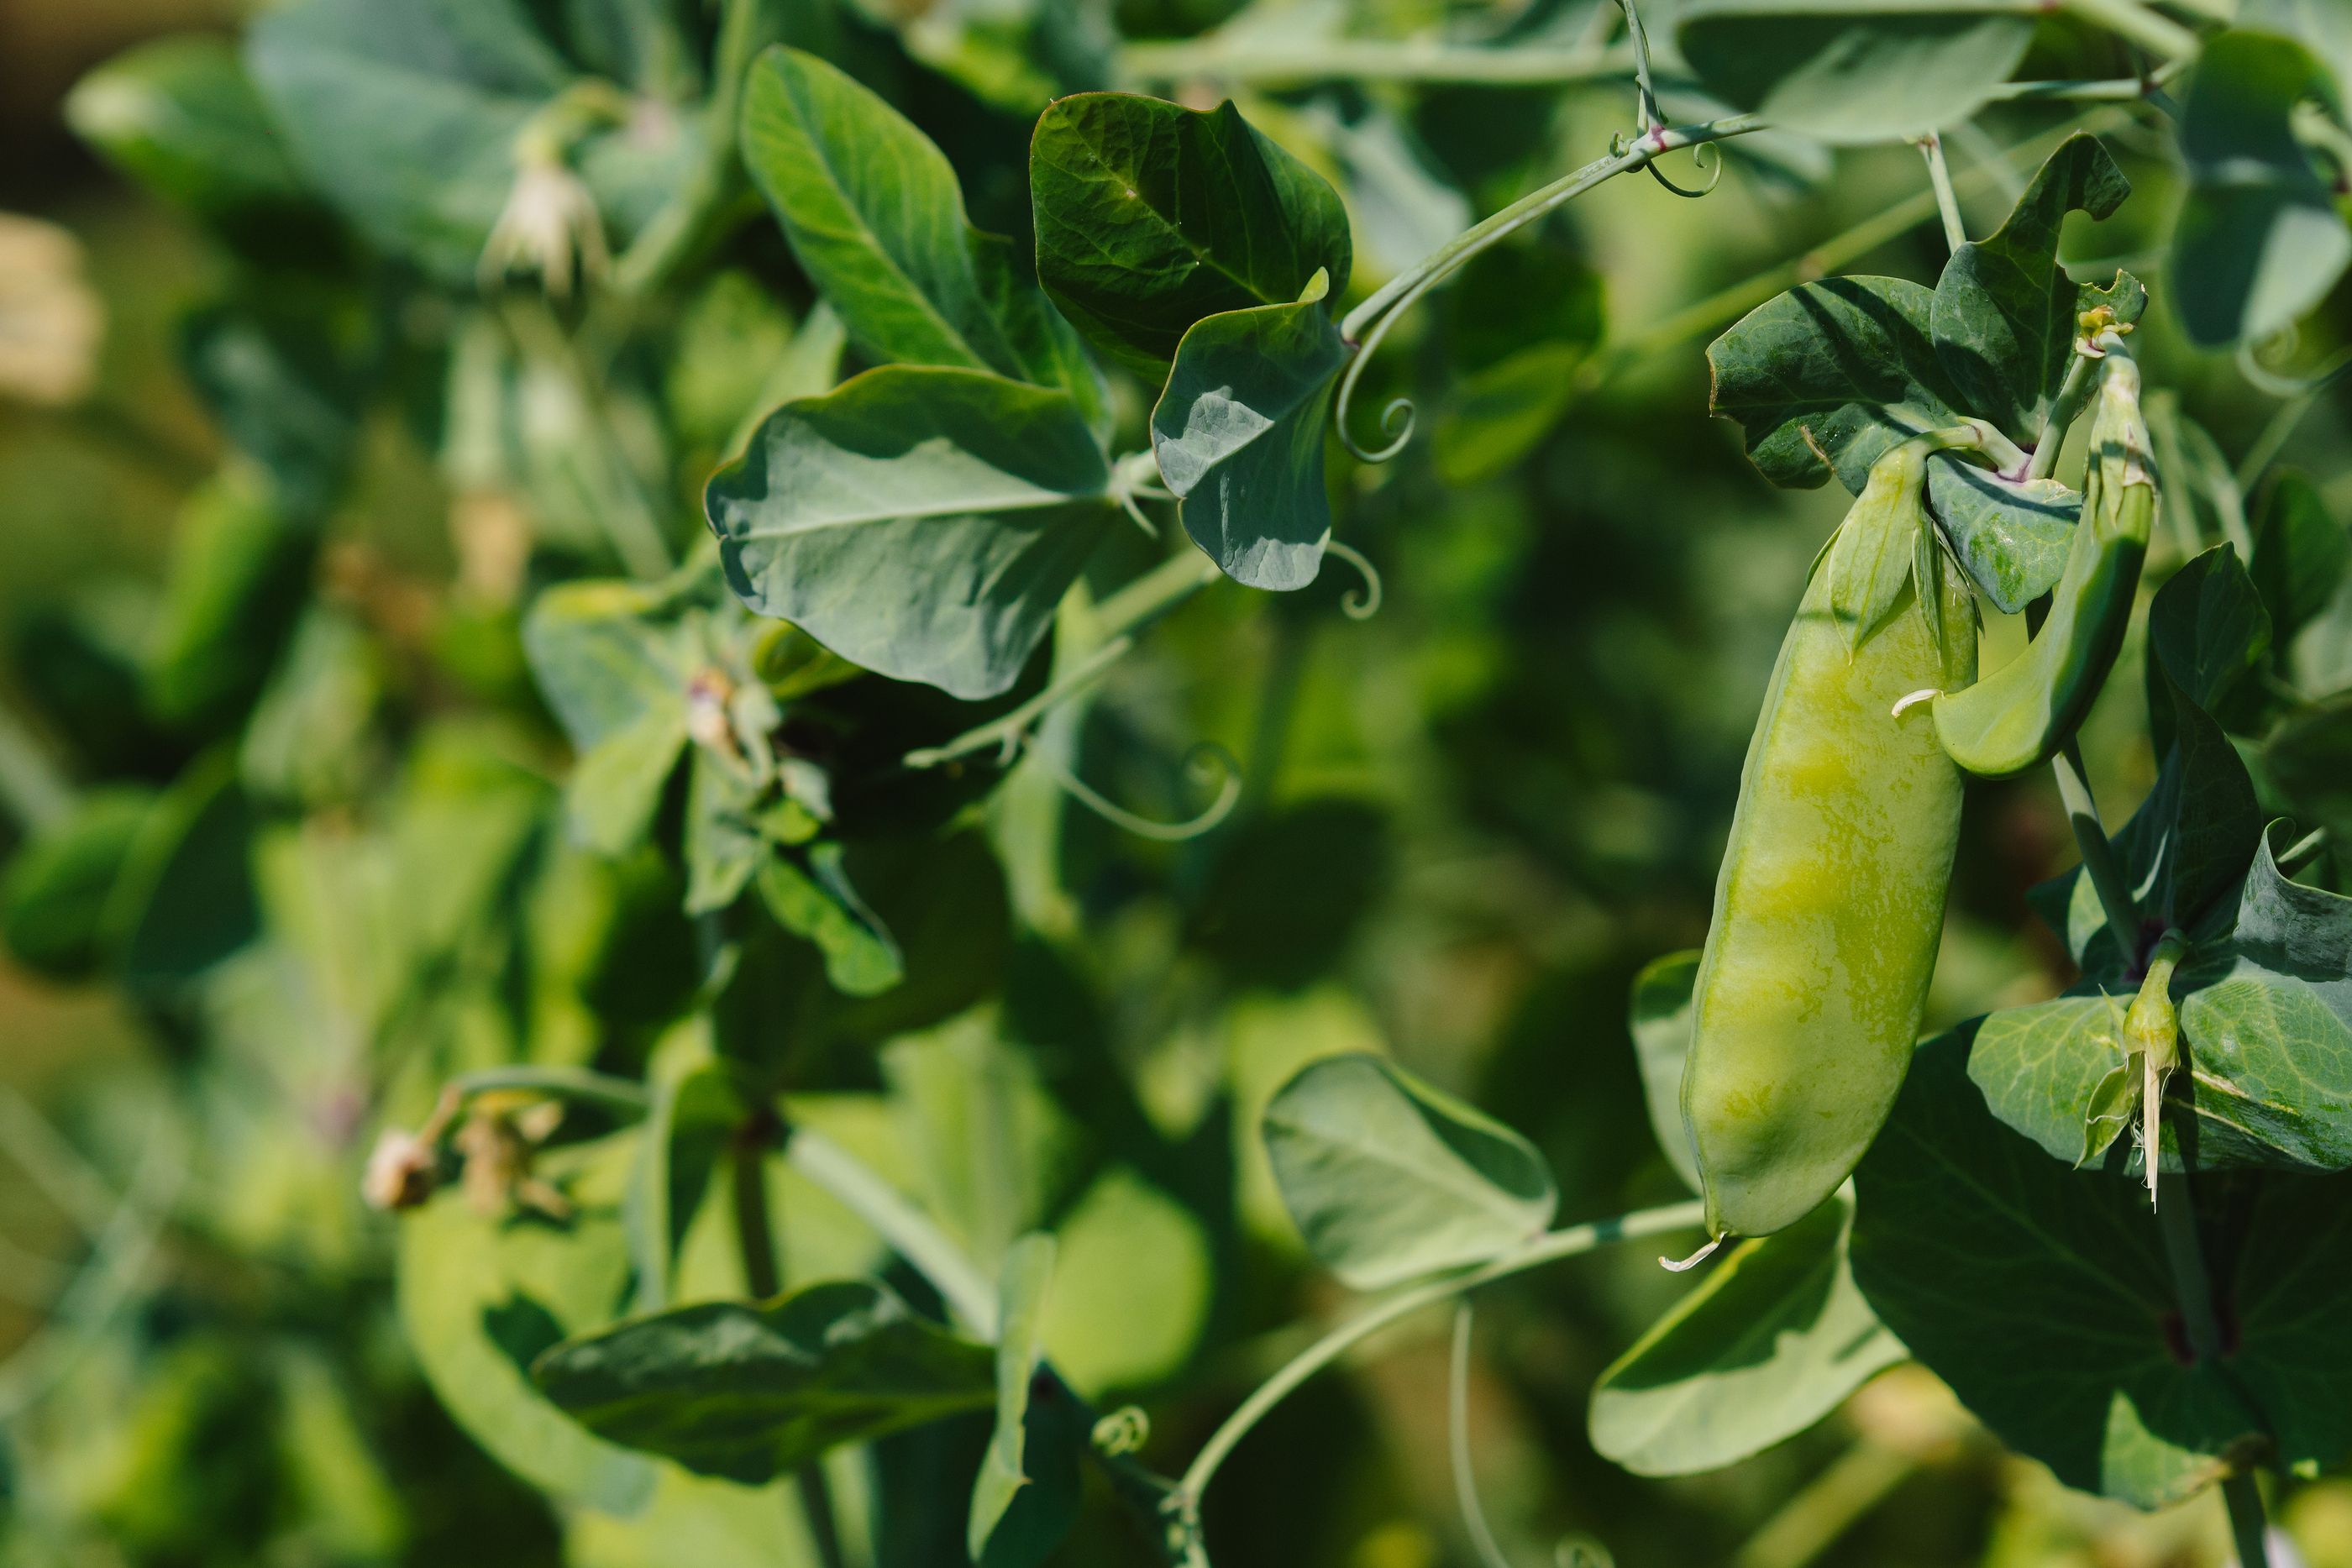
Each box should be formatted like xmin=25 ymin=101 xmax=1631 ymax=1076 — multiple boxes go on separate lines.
xmin=6 ymin=0 xmax=2352 ymax=1564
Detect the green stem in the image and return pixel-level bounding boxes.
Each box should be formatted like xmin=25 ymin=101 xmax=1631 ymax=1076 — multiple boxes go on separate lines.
xmin=2031 ymin=348 xmax=2105 ymax=480
xmin=1446 ymin=1305 xmax=1515 ymax=1568
xmin=1121 ymin=36 xmax=1634 ymax=87
xmin=2224 ymin=1473 xmax=2272 ymax=1568
xmin=0 ymin=703 xmax=75 ymax=832
xmin=2061 ymin=0 xmax=2203 ymax=61
xmin=445 ymin=1065 xmax=653 ymax=1118
xmin=903 ymin=552 xmax=1221 ymax=770
xmin=1171 ymin=1200 xmax=1706 ymax=1519
xmin=2052 ymin=742 xmax=2142 ymax=968
xmin=1730 ymin=1440 xmax=1915 ymax=1568
xmin=782 ymin=1125 xmax=998 ymax=1334
xmin=1916 ymin=133 xmax=1966 ymax=253
xmin=611 ymin=0 xmax=767 ymax=297
xmin=2154 ymin=1168 xmax=2221 ymax=1359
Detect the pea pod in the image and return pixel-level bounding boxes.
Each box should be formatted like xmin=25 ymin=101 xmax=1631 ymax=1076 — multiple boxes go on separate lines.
xmin=1930 ymin=343 xmax=2155 ymax=778
xmin=1682 ymin=440 xmax=1977 ymax=1240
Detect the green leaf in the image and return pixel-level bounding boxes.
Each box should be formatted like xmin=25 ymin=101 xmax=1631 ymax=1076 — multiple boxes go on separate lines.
xmin=522 ymin=563 xmax=719 ymax=753
xmin=247 ymin=0 xmax=691 ymax=285
xmin=532 ymin=1279 xmax=996 ymax=1485
xmin=1629 ymin=949 xmax=1703 ymax=1195
xmin=1028 ymin=92 xmax=1352 ymax=374
xmin=0 ymin=787 xmax=157 ymax=980
xmin=65 ymin=36 xmax=321 ymax=244
xmin=2251 ymin=470 xmax=2350 ymax=652
xmin=755 ymin=842 xmax=905 ymax=997
xmin=1037 ymin=1166 xmax=1211 ymax=1396
xmin=1263 ymin=1053 xmax=1557 ymax=1290
xmin=2244 ymin=0 xmax=2352 ymax=84
xmin=565 ymin=706 xmax=688 ymax=856
xmin=1674 ymin=0 xmax=2035 ymax=147
xmin=181 ymin=285 xmax=372 ymax=517
xmin=1931 ymin=134 xmax=2130 ymax=438
xmin=709 ymin=366 xmax=1115 ymax=700
xmin=1853 ymin=1025 xmax=2352 ymax=1508
xmin=968 ymin=1235 xmax=1082 ymax=1568
xmin=103 ymin=752 xmax=260 ymax=993
xmin=143 ymin=475 xmax=318 ymax=737
xmin=2170 ymin=29 xmax=2352 ymax=349
xmin=1151 ymin=275 xmax=1346 ymax=591
xmin=1432 ymin=240 xmax=1604 ymax=485
xmin=1706 ymin=276 xmax=1965 ymax=492
xmin=1924 ymin=459 xmax=2079 ymax=614
xmin=2145 ymin=545 xmax=2273 ymax=739
xmin=1589 ymin=1191 xmax=1904 ymax=1476
xmin=1969 ymin=994 xmax=2138 ymax=1167
xmin=398 ymin=1132 xmax=658 ymax=1514
xmin=739 ymin=47 xmax=1077 ymax=394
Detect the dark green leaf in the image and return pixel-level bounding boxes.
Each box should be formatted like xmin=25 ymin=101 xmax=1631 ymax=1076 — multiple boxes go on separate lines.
xmin=969 ymin=1235 xmax=1081 ymax=1568
xmin=0 ymin=788 xmax=156 ymax=980
xmin=739 ymin=47 xmax=1076 ymax=393
xmin=1924 ymin=458 xmax=2079 ymax=614
xmin=1706 ymin=276 xmax=1965 ymax=491
xmin=1029 ymin=92 xmax=1351 ymax=373
xmin=2145 ymin=545 xmax=2273 ymax=732
xmin=1589 ymin=1191 xmax=1903 ymax=1476
xmin=1628 ymin=949 xmax=1702 ymax=1195
xmin=2170 ymin=29 xmax=2352 ymax=348
xmin=532 ymin=1280 xmax=996 ymax=1484
xmin=143 ymin=475 xmax=318 ymax=737
xmin=104 ymin=753 xmax=260 ymax=992
xmin=1674 ymin=0 xmax=2034 ymax=146
xmin=399 ymin=1133 xmax=658 ymax=1514
xmin=1151 ymin=278 xmax=1345 ymax=591
xmin=1853 ymin=1025 xmax=2352 ymax=1508
xmin=755 ymin=842 xmax=905 ymax=997
xmin=181 ymin=285 xmax=371 ymax=517
xmin=1263 ymin=1052 xmax=1557 ymax=1289
xmin=2251 ymin=470 xmax=2349 ymax=651
xmin=709 ymin=365 xmax=1115 ymax=700
xmin=1931 ymin=134 xmax=2129 ymax=438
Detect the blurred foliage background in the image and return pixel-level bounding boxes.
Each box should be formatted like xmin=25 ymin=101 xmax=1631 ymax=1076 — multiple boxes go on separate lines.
xmin=3 ymin=1 xmax=2352 ymax=1566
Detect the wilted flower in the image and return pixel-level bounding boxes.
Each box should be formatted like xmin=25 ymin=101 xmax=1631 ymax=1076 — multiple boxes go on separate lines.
xmin=361 ymin=1126 xmax=437 ymax=1210
xmin=480 ymin=150 xmax=608 ymax=300
xmin=0 ymin=213 xmax=102 ymax=406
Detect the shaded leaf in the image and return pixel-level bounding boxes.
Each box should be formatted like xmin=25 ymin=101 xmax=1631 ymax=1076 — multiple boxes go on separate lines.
xmin=1707 ymin=276 xmax=1964 ymax=491
xmin=1263 ymin=1053 xmax=1557 ymax=1290
xmin=1674 ymin=0 xmax=2034 ymax=146
xmin=534 ymin=1279 xmax=995 ymax=1484
xmin=755 ymin=842 xmax=905 ymax=998
xmin=2251 ymin=470 xmax=2349 ymax=652
xmin=1589 ymin=1190 xmax=1903 ymax=1476
xmin=708 ymin=365 xmax=1115 ymax=700
xmin=1853 ymin=1025 xmax=2352 ymax=1508
xmin=1628 ymin=949 xmax=1702 ymax=1196
xmin=2170 ymin=29 xmax=2352 ymax=348
xmin=1150 ymin=275 xmax=1345 ymax=590
xmin=1029 ymin=92 xmax=1351 ymax=373
xmin=1924 ymin=458 xmax=2079 ymax=613
xmin=1931 ymin=134 xmax=2129 ymax=438
xmin=0 ymin=788 xmax=156 ymax=980
xmin=969 ymin=1235 xmax=1082 ymax=1568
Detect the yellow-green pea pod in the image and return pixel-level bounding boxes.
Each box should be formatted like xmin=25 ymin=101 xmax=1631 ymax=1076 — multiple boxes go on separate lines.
xmin=1682 ymin=448 xmax=1977 ymax=1241
xmin=1930 ymin=347 xmax=2155 ymax=779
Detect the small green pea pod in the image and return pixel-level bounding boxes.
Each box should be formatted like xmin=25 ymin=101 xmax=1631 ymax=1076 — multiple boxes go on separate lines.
xmin=1681 ymin=438 xmax=1977 ymax=1240
xmin=1930 ymin=343 xmax=2155 ymax=779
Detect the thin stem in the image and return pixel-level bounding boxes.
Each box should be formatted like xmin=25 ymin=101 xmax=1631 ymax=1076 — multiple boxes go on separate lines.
xmin=2052 ymin=742 xmax=2142 ymax=968
xmin=1173 ymin=1200 xmax=1706 ymax=1514
xmin=2031 ymin=348 xmax=2104 ymax=480
xmin=445 ymin=1064 xmax=653 ymax=1117
xmin=1916 ymin=133 xmax=1967 ymax=253
xmin=0 ymin=703 xmax=75 ymax=832
xmin=1120 ymin=36 xmax=1635 ymax=88
xmin=1447 ymin=1305 xmax=1514 ymax=1568
xmin=1617 ymin=0 xmax=1664 ymax=132
xmin=1730 ymin=1440 xmax=1914 ymax=1568
xmin=783 ymin=1125 xmax=998 ymax=1334
xmin=2155 ymin=1167 xmax=2221 ymax=1359
xmin=2224 ymin=1473 xmax=2273 ymax=1568
xmin=902 ymin=552 xmax=1221 ymax=770
xmin=2061 ymin=0 xmax=2203 ymax=61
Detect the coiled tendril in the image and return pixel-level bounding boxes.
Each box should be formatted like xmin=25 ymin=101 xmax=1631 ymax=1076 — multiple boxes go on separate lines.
xmin=1322 ymin=539 xmax=1384 ymax=619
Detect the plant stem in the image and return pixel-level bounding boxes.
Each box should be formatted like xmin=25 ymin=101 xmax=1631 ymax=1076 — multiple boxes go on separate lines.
xmin=445 ymin=1064 xmax=653 ymax=1117
xmin=2051 ymin=742 xmax=2142 ymax=968
xmin=903 ymin=552 xmax=1221 ymax=770
xmin=2224 ymin=1473 xmax=2273 ymax=1568
xmin=782 ymin=1125 xmax=999 ymax=1334
xmin=2061 ymin=0 xmax=2203 ymax=62
xmin=1731 ymin=1440 xmax=1914 ymax=1568
xmin=1171 ymin=1200 xmax=1706 ymax=1518
xmin=1916 ymin=133 xmax=1967 ymax=253
xmin=1446 ymin=1305 xmax=1515 ymax=1568
xmin=0 ymin=703 xmax=75 ymax=832
xmin=1121 ymin=36 xmax=1634 ymax=87
xmin=2032 ymin=348 xmax=2105 ymax=480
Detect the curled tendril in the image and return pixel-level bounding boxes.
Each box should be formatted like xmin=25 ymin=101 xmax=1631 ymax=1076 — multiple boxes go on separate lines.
xmin=1034 ymin=742 xmax=1241 ymax=842
xmin=1335 ymin=335 xmax=1418 ymax=464
xmin=1646 ymin=140 xmax=1724 ymax=199
xmin=1452 ymin=1304 xmax=1615 ymax=1568
xmin=2237 ymin=330 xmax=2352 ymax=399
xmin=1322 ymin=539 xmax=1383 ymax=619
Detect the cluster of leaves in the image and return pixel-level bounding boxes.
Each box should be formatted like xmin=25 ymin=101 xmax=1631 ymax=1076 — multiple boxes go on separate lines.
xmin=8 ymin=0 xmax=2352 ymax=1565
